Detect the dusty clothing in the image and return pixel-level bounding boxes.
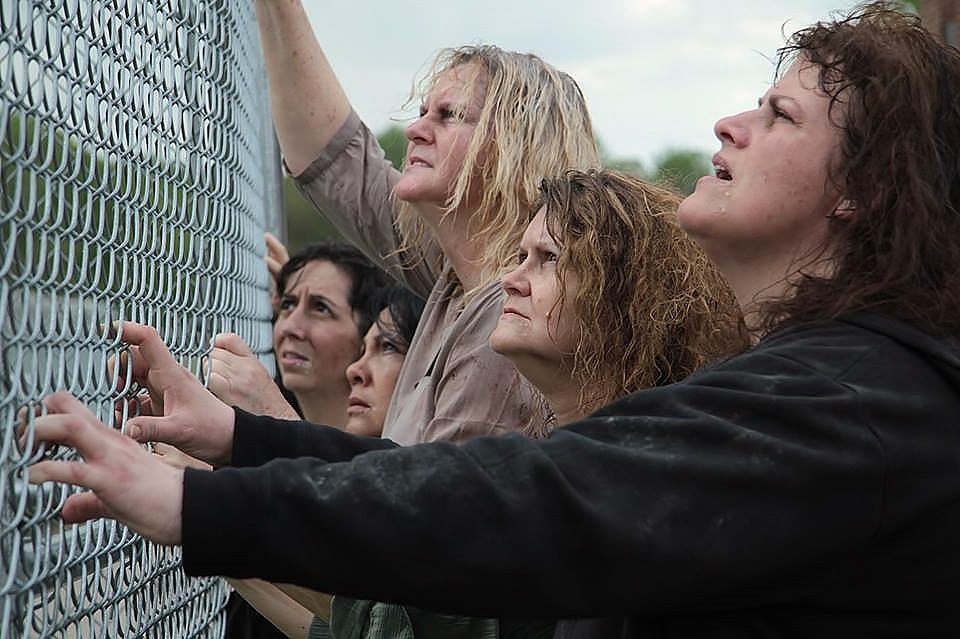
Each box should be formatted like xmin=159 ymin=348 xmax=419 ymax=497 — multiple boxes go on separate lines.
xmin=184 ymin=312 xmax=960 ymax=637
xmin=293 ymin=110 xmax=537 ymax=445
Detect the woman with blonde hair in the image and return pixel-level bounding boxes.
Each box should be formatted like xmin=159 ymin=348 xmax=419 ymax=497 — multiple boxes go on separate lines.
xmin=254 ymin=1 xmax=599 ymax=446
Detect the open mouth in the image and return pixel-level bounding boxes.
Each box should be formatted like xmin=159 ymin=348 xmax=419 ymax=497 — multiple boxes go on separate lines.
xmin=713 ymin=156 xmax=733 ymax=181
xmin=407 ymin=157 xmax=431 ymax=168
xmin=281 ymin=351 xmax=308 ymax=363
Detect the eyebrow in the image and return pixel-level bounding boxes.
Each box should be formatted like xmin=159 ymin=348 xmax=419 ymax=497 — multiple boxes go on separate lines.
xmin=284 ymin=290 xmax=346 ymax=313
xmin=309 ymin=292 xmax=345 ymax=308
xmin=760 ymin=93 xmax=800 ymax=111
xmin=525 ymin=237 xmax=562 ymax=252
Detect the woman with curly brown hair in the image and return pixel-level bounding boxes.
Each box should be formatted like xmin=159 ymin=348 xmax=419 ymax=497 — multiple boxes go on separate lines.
xmin=490 ymin=169 xmax=746 ymax=431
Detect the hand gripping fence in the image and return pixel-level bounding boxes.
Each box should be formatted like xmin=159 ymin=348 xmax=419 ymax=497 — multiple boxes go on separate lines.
xmin=0 ymin=1 xmax=282 ymax=636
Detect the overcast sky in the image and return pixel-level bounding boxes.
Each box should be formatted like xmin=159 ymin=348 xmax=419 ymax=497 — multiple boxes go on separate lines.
xmin=301 ymin=1 xmax=863 ymax=169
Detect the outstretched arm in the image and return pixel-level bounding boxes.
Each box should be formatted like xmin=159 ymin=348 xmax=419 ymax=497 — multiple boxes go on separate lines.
xmin=255 ymin=0 xmax=352 ymax=176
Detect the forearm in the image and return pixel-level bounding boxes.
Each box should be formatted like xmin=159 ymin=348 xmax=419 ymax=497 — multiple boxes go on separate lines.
xmin=226 ymin=578 xmax=313 ymax=639
xmin=231 ymin=408 xmax=400 ymax=467
xmin=183 ymin=368 xmax=885 ymax=618
xmin=254 ymin=0 xmax=352 ymax=175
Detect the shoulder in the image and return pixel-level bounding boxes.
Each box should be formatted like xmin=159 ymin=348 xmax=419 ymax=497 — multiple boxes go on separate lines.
xmin=743 ymin=313 xmax=959 ymax=385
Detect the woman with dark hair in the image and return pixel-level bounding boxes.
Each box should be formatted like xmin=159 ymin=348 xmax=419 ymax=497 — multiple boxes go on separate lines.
xmin=29 ymin=3 xmax=960 ymax=637
xmin=228 ymin=284 xmax=426 ymax=639
xmin=207 ymin=238 xmax=389 ymax=428
xmin=202 ymin=239 xmax=389 ymax=639
xmin=344 ymin=286 xmax=426 ymax=438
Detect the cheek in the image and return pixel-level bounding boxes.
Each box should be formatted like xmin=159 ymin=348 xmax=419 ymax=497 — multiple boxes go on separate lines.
xmin=310 ymin=326 xmax=361 ymax=362
xmin=444 ymin=127 xmax=476 ymax=170
xmin=272 ymin=323 xmax=284 ymax=349
xmin=374 ymin=363 xmax=403 ymax=403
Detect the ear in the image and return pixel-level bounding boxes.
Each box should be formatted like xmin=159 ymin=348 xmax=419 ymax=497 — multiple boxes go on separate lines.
xmin=827 ymin=198 xmax=856 ymax=221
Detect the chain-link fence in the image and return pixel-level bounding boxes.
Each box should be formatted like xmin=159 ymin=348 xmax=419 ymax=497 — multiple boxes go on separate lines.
xmin=1 ymin=0 xmax=280 ymax=636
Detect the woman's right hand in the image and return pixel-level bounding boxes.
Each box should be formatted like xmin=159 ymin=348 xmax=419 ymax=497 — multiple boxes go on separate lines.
xmin=265 ymin=232 xmax=290 ymax=315
xmin=112 ymin=322 xmax=236 ymax=467
xmin=207 ymin=333 xmax=301 ymax=421
xmin=265 ymin=231 xmax=290 ymax=281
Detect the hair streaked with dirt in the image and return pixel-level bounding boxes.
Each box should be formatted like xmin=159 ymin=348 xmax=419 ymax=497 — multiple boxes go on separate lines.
xmin=537 ymin=169 xmax=748 ymax=417
xmin=396 ymin=44 xmax=601 ymax=288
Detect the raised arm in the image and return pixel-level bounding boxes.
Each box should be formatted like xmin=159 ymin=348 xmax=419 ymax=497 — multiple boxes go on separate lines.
xmin=254 ymin=0 xmax=352 ymax=176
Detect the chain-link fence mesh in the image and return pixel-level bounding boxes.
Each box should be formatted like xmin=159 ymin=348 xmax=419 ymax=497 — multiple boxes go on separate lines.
xmin=1 ymin=0 xmax=280 ymax=636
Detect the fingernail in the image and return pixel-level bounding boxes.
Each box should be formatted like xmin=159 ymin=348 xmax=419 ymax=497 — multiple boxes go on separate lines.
xmin=127 ymin=425 xmax=141 ymax=439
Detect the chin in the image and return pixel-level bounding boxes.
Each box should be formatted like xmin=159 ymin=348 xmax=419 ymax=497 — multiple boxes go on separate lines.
xmin=279 ymin=375 xmax=310 ymax=395
xmin=488 ymin=329 xmax=512 ymax=356
xmin=346 ymin=417 xmax=381 ymax=438
xmin=676 ymin=192 xmax=703 ymax=229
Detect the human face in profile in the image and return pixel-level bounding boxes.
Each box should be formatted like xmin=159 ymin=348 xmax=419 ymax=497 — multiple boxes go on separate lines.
xmin=678 ymin=60 xmax=845 ymax=300
xmin=490 ymin=207 xmax=579 ymax=383
xmin=396 ymin=63 xmax=487 ymax=218
xmin=343 ymin=308 xmax=410 ymax=438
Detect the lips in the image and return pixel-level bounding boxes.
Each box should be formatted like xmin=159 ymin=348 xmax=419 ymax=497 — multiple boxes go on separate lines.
xmin=279 ymin=349 xmax=309 ymax=368
xmin=712 ymin=153 xmax=733 ymax=181
xmin=347 ymin=396 xmax=371 ymax=414
xmin=406 ymin=154 xmax=432 ymax=169
xmin=501 ymin=305 xmax=528 ymax=320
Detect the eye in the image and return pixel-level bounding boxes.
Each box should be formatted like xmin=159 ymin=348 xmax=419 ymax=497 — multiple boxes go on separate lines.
xmin=515 ymin=249 xmax=528 ymax=265
xmin=381 ymin=339 xmax=400 ymax=354
xmin=772 ymin=106 xmax=793 ymax=123
xmin=439 ymin=108 xmax=465 ymax=122
xmin=763 ymin=98 xmax=794 ymax=124
xmin=377 ymin=334 xmax=407 ymax=356
xmin=542 ymin=251 xmax=558 ymax=263
xmin=278 ymin=296 xmax=296 ymax=312
xmin=418 ymin=104 xmax=428 ymax=118
xmin=311 ymin=299 xmax=332 ymax=315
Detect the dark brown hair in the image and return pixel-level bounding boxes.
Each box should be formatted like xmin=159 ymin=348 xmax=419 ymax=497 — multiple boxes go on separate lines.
xmin=758 ymin=1 xmax=960 ymax=335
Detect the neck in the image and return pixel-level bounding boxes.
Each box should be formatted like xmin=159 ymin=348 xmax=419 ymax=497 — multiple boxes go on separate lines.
xmin=516 ymin=361 xmax=585 ymax=426
xmin=416 ymin=202 xmax=486 ymax=291
xmin=296 ymin=389 xmax=349 ymax=429
xmin=546 ymin=391 xmax=587 ymax=427
xmin=720 ymin=250 xmax=837 ymax=339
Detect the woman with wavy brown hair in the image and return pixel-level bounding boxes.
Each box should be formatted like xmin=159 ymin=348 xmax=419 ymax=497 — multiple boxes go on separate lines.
xmin=490 ymin=169 xmax=746 ymax=432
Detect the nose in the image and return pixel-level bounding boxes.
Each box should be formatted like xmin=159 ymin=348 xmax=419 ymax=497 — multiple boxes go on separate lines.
xmin=405 ymin=113 xmax=433 ymax=146
xmin=501 ymin=263 xmax=531 ymax=297
xmin=714 ymin=110 xmax=750 ymax=148
xmin=346 ymin=353 xmax=370 ymax=387
xmin=274 ymin=305 xmax=307 ymax=342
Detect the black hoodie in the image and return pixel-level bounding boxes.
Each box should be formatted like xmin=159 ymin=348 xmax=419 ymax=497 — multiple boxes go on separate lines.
xmin=184 ymin=312 xmax=960 ymax=638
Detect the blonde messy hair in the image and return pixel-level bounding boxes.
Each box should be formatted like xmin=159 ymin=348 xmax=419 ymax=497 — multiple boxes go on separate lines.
xmin=538 ymin=169 xmax=748 ymax=415
xmin=397 ymin=44 xmax=600 ymax=287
